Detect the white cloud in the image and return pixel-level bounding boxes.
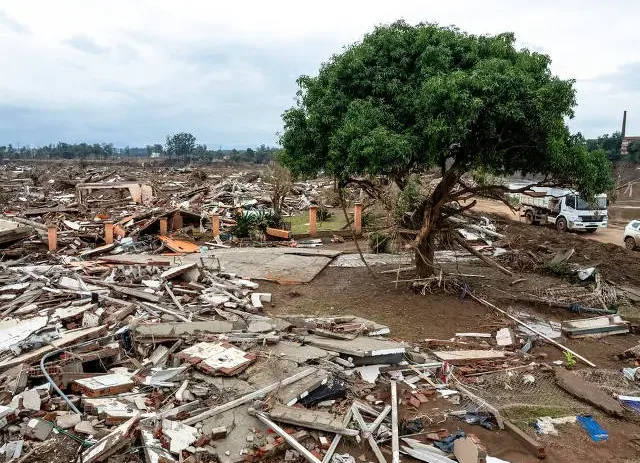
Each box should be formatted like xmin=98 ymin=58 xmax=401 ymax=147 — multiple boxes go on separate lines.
xmin=0 ymin=0 xmax=638 ymax=146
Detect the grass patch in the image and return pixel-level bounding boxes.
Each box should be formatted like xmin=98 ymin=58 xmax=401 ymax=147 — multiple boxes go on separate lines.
xmin=286 ymin=209 xmax=348 ymax=235
xmin=501 ymin=404 xmax=574 ymax=426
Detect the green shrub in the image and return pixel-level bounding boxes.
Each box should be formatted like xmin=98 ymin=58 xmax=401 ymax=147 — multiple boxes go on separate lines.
xmin=317 ymin=206 xmax=332 ymax=222
xmin=368 ymin=232 xmax=391 ymax=254
xmin=229 ymin=210 xmax=283 ymax=238
xmin=394 ymin=175 xmax=421 ymax=222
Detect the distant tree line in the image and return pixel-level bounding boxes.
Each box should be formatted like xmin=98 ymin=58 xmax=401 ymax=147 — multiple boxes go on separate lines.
xmin=0 ymin=132 xmax=279 ymax=164
xmin=585 ymin=131 xmax=640 ymax=163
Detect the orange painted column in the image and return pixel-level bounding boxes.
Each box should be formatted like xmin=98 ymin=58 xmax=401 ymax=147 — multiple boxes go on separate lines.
xmin=104 ymin=221 xmax=114 ymax=244
xmin=172 ymin=212 xmax=183 ymax=230
xmin=354 ymin=202 xmax=363 ymax=235
xmin=309 ymin=205 xmax=318 ymax=236
xmin=211 ymin=214 xmax=220 ymax=237
xmin=159 ymin=217 xmax=168 ymax=236
xmin=47 ymin=226 xmax=57 ymax=252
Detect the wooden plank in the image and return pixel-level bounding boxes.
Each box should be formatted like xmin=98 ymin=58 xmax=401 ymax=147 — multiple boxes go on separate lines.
xmin=267 ymin=404 xmax=358 ymax=436
xmin=351 ymin=406 xmax=387 ymax=463
xmin=159 ymin=237 xmax=200 ymax=253
xmin=182 ymin=368 xmax=316 ymax=425
xmin=322 ymin=409 xmax=353 ymax=463
xmin=503 ymin=419 xmax=546 ymax=459
xmin=432 ymin=350 xmax=506 ymax=363
xmin=453 ymin=379 xmax=504 ymax=429
xmin=391 ymin=381 xmax=399 ymax=463
xmin=160 ymin=263 xmax=197 ymax=281
xmin=266 ymin=227 xmax=292 ymax=239
xmin=254 ymin=412 xmax=322 ymax=463
xmin=468 ymin=293 xmax=596 ymax=367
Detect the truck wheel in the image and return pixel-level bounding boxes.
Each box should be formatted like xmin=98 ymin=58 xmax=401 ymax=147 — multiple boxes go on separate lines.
xmin=625 ymin=237 xmax=637 ymax=250
xmin=585 ymin=228 xmax=597 ymax=234
xmin=524 ymin=210 xmax=540 ymax=225
xmin=525 ymin=211 xmax=534 ymax=225
xmin=556 ymin=217 xmax=568 ymax=232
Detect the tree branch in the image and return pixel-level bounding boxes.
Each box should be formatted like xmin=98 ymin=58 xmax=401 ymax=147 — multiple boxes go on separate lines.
xmin=440 ymin=200 xmax=477 ymax=220
xmin=453 ymin=234 xmax=514 ymax=276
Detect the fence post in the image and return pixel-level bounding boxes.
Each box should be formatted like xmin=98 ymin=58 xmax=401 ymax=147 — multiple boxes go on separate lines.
xmin=104 ymin=221 xmax=114 ymax=244
xmin=159 ymin=217 xmax=168 ymax=236
xmin=47 ymin=226 xmax=57 ymax=252
xmin=354 ymin=202 xmax=362 ymax=235
xmin=211 ymin=214 xmax=220 ymax=237
xmin=309 ymin=205 xmax=318 ymax=236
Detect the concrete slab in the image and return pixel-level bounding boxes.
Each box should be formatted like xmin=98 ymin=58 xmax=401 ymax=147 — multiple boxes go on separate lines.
xmin=134 ymin=321 xmax=234 ymax=340
xmin=191 ymin=372 xmax=256 ymax=398
xmin=244 ymin=359 xmax=302 ymax=389
xmin=276 ymin=368 xmax=329 ymax=406
xmin=302 ymin=335 xmax=407 ymax=358
xmin=555 ymin=368 xmax=625 ymax=417
xmin=254 ymin=342 xmax=330 ymax=364
xmin=98 ymin=248 xmax=340 ymax=284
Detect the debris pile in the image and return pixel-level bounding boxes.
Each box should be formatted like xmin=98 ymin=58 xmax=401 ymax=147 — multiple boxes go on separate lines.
xmin=2 ymin=164 xmax=640 ymax=462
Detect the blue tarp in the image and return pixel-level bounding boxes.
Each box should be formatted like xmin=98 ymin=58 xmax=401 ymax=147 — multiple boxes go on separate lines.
xmin=577 ymin=415 xmax=608 ymax=442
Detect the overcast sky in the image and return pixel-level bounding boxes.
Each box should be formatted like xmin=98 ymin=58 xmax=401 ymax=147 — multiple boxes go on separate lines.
xmin=0 ymin=0 xmax=638 ymax=148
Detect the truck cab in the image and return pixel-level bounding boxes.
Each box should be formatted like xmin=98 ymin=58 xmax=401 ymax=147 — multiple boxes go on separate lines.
xmin=550 ymin=192 xmax=608 ymax=232
xmin=516 ymin=187 xmax=608 ymax=233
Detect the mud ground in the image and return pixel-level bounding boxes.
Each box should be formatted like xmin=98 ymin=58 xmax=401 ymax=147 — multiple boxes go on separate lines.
xmin=262 ymin=218 xmax=640 ymax=462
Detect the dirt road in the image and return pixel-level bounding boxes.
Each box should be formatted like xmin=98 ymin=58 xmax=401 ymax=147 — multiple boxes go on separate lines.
xmin=468 ymin=198 xmax=627 ymax=248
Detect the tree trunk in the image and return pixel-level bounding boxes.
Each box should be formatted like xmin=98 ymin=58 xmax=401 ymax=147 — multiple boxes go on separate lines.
xmin=412 ymin=166 xmax=460 ymax=278
xmin=415 ymin=230 xmax=435 ymax=277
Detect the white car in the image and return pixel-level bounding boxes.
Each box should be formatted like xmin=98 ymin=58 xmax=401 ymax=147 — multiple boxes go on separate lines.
xmin=624 ymin=220 xmax=640 ymax=250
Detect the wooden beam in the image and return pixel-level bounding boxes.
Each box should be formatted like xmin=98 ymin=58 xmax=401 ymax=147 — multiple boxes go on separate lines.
xmin=254 ymin=412 xmax=322 ymax=463
xmin=391 ymin=382 xmax=399 ymax=463
xmin=182 ymin=368 xmax=316 ymax=425
xmin=453 ymin=235 xmax=513 ymax=276
xmin=468 ymin=292 xmax=596 ymax=367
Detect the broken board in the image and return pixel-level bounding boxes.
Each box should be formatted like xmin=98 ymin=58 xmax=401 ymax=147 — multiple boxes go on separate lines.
xmin=561 ymin=315 xmax=629 ymax=338
xmin=302 ymin=335 xmax=407 ymax=358
xmin=432 ymin=350 xmax=506 ymax=364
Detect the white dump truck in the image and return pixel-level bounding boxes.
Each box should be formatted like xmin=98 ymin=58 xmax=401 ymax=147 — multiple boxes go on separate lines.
xmin=510 ymin=187 xmax=608 ymax=233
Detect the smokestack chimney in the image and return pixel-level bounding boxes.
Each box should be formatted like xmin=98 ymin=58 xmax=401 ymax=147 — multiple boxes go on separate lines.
xmin=622 ymin=110 xmax=628 ymax=138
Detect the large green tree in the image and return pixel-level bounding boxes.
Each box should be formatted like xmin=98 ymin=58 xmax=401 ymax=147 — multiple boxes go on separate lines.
xmin=166 ymin=132 xmax=196 ymax=163
xmin=280 ymin=21 xmax=613 ymax=276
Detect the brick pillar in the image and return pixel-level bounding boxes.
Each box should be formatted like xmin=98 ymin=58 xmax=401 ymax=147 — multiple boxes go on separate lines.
xmin=171 ymin=212 xmax=183 ymax=231
xmin=211 ymin=214 xmax=220 ymax=237
xmin=104 ymin=221 xmax=114 ymax=244
xmin=309 ymin=205 xmax=318 ymax=236
xmin=354 ymin=202 xmax=363 ymax=235
xmin=47 ymin=226 xmax=57 ymax=252
xmin=159 ymin=217 xmax=168 ymax=236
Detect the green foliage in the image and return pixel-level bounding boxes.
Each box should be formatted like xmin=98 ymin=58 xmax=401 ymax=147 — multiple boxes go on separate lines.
xmin=502 ymin=405 xmax=574 ymax=424
xmin=280 ymin=21 xmax=613 ymax=198
xmin=628 ymin=140 xmax=640 ymax=163
xmin=166 ymin=132 xmax=196 ymax=161
xmin=545 ymin=261 xmax=572 ymax=276
xmin=586 ymin=132 xmax=622 ymax=162
xmin=395 ymin=175 xmax=421 ymax=221
xmin=361 ymin=210 xmax=376 ymax=228
xmin=229 ymin=210 xmax=283 ymax=238
xmin=368 ymin=231 xmax=391 ymax=253
xmin=316 ymin=206 xmax=332 ymax=222
xmin=563 ymin=351 xmax=576 ymax=369
xmin=506 ymin=195 xmax=521 ymax=209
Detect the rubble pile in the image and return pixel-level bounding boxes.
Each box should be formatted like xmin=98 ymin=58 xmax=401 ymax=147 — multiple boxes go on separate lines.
xmin=0 ymin=243 xmax=637 ymax=463
xmin=0 ymin=165 xmax=333 ymax=256
xmin=2 ymin=164 xmax=640 ymax=462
